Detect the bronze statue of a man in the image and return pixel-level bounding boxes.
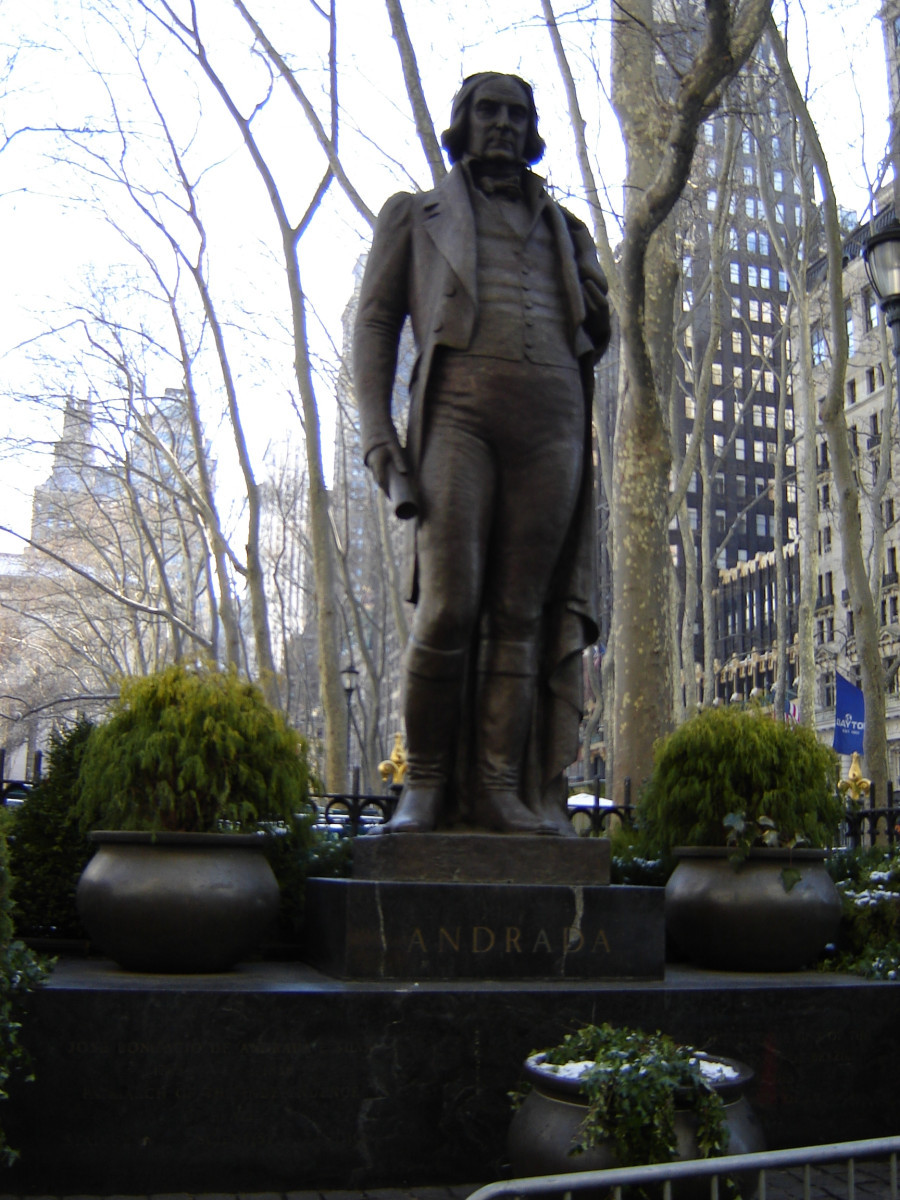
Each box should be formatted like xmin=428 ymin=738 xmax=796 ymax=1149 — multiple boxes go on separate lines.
xmin=354 ymin=72 xmax=610 ymax=836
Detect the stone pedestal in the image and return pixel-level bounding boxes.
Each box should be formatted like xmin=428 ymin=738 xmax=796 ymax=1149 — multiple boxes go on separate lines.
xmin=303 ymin=832 xmax=663 ymax=981
xmin=303 ymin=877 xmax=664 ymax=980
xmin=353 ymin=830 xmax=611 ymax=883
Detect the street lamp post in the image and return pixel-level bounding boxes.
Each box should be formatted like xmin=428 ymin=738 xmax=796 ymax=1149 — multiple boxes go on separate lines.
xmin=863 ymin=221 xmax=900 ymax=421
xmin=340 ymin=661 xmax=359 ymax=790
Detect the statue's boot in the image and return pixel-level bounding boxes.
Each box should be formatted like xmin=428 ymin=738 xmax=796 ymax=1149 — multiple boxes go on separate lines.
xmin=474 ymin=639 xmax=559 ymax=836
xmin=381 ymin=639 xmax=464 ymax=834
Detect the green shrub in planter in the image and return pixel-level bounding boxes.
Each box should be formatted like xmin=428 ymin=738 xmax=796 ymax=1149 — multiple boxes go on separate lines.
xmin=77 ymin=665 xmax=314 ymax=833
xmin=9 ymin=718 xmax=95 ymax=940
xmin=638 ymin=705 xmax=841 ymax=854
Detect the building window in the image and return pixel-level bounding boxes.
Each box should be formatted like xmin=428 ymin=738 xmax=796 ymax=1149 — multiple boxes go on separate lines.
xmin=743 ymin=164 xmax=755 ymax=185
xmin=773 ymin=170 xmax=783 ymax=192
xmin=823 ymin=525 xmax=832 ymax=551
xmin=707 ymin=189 xmax=718 ymax=211
xmin=712 ymin=364 xmax=723 ymax=387
xmin=846 ymin=378 xmax=857 ymax=406
xmin=845 ymin=302 xmax=855 ymax=355
xmin=811 ymin=326 xmax=827 ymax=365
xmin=736 ymin=437 xmax=746 ymax=461
xmin=759 ymin=232 xmax=770 ymax=255
xmin=757 ymin=513 xmax=768 ymax=536
xmin=732 ymin=331 xmax=743 ymax=353
xmin=712 ymin=395 xmax=724 ymax=419
xmin=753 ymin=405 xmax=763 ymax=427
xmin=730 ymin=262 xmax=740 ymax=284
xmin=713 ymin=434 xmax=725 ymax=456
xmin=749 ymin=299 xmax=760 ymax=321
xmin=685 ymin=395 xmax=696 ymax=418
xmin=748 ymin=265 xmax=759 ymax=287
xmin=765 ymin=406 xmax=776 ymax=428
xmin=754 ymin=440 xmax=765 ymax=463
xmin=778 ymin=270 xmax=788 ymax=291
xmin=736 ymin=474 xmax=747 ymax=498
xmin=866 ymin=366 xmax=876 ymax=393
xmin=747 ymin=230 xmax=758 ymax=253
xmin=885 ymin=498 xmax=895 ymax=527
xmin=864 ymin=288 xmax=878 ymax=332
xmin=745 ymin=197 xmax=756 ymax=219
xmin=760 ymin=267 xmax=771 ymax=288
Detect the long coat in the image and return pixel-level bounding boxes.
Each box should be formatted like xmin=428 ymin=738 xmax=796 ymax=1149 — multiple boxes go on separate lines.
xmin=353 ymin=163 xmax=610 ymax=817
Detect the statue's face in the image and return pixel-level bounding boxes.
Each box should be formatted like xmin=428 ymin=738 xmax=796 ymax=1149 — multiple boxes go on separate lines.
xmin=465 ymin=76 xmax=530 ymax=166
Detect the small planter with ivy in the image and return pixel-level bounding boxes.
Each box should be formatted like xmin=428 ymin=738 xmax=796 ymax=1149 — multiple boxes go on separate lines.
xmin=508 ymin=1023 xmax=764 ymax=1195
xmin=75 ymin=664 xmax=316 ymax=973
xmin=638 ymin=705 xmax=843 ymax=971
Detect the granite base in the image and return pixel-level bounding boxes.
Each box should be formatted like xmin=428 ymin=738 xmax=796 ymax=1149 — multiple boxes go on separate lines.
xmin=5 ymin=959 xmax=899 ymax=1195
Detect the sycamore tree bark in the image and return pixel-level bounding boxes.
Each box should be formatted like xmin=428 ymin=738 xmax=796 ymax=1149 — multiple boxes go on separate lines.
xmin=766 ymin=21 xmax=887 ymax=797
xmin=139 ymin=0 xmax=356 ymax=787
xmin=609 ymin=0 xmax=771 ymax=805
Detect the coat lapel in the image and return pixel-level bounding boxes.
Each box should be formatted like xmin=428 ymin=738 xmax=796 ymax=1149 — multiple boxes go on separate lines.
xmin=421 ymin=166 xmax=477 ymax=304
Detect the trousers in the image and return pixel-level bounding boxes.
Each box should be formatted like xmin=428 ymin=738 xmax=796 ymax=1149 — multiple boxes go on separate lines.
xmin=412 ymin=352 xmax=585 ymax=654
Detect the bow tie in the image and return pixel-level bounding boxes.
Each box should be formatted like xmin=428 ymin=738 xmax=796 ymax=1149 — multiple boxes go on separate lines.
xmin=476 ymin=174 xmax=524 ymax=200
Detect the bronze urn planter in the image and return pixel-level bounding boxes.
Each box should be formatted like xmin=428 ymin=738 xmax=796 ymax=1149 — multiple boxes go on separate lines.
xmin=77 ymin=830 xmax=281 ymax=973
xmin=666 ymin=846 xmax=842 ymax=971
xmin=509 ymin=1048 xmax=764 ymax=1198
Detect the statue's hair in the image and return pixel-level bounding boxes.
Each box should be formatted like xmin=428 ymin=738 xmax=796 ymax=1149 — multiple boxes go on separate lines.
xmin=440 ymin=72 xmax=545 ymax=166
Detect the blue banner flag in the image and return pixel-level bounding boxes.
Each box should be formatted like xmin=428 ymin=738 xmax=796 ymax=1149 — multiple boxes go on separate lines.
xmin=833 ymin=672 xmax=865 ymax=754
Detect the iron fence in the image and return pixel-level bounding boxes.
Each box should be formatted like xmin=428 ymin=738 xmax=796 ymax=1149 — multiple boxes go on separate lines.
xmin=467 ymin=1135 xmax=900 ymax=1200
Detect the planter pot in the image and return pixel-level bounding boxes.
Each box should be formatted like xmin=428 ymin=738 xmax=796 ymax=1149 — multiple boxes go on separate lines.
xmin=509 ymin=1051 xmax=764 ymax=1198
xmin=666 ymin=847 xmax=841 ymax=971
xmin=76 ymin=831 xmax=281 ymax=973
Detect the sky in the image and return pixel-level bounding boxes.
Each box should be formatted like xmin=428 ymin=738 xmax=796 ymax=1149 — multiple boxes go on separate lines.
xmin=0 ymin=0 xmax=890 ymax=556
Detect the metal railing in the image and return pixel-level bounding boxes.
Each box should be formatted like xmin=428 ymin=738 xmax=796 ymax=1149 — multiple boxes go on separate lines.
xmin=841 ymin=781 xmax=900 ymax=849
xmin=467 ymin=1136 xmax=900 ymax=1200
xmin=311 ymin=767 xmax=399 ymax=836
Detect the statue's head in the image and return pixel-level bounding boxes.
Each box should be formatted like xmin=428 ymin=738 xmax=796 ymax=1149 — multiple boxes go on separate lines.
xmin=441 ymin=72 xmax=545 ymax=166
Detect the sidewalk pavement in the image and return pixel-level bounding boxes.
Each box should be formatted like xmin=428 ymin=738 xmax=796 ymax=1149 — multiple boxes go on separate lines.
xmin=0 ymin=1163 xmax=897 ymax=1200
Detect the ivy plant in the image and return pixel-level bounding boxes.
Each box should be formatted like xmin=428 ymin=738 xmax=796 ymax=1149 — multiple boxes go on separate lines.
xmin=533 ymin=1023 xmax=728 ymax=1167
xmin=0 ymin=828 xmax=50 ymax=1163
xmin=821 ymin=847 xmax=900 ymax=979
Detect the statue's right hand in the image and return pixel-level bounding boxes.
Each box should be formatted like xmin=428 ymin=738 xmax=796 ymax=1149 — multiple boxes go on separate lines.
xmin=366 ymin=439 xmax=408 ymax=494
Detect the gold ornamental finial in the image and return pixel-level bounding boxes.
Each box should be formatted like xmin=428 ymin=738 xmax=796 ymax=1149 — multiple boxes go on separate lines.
xmin=838 ymin=751 xmax=871 ymax=803
xmin=378 ymin=732 xmax=408 ymax=787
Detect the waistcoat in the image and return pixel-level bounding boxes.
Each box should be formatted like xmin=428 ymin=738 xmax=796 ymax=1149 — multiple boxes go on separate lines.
xmin=465 ymin=189 xmax=577 ymax=367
